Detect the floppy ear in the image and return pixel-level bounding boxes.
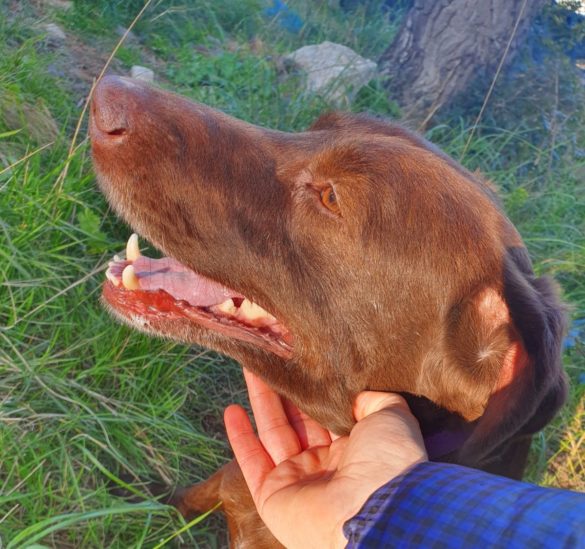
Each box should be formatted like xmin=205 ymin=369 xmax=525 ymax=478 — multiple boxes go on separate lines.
xmin=458 ymin=247 xmax=568 ymax=468
xmin=431 ymin=285 xmax=518 ymax=423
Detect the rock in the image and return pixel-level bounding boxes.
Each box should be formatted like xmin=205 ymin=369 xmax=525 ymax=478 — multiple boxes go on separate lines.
xmin=284 ymin=41 xmax=377 ymax=105
xmin=42 ymin=0 xmax=73 ymax=10
xmin=130 ymin=65 xmax=154 ymax=83
xmin=43 ymin=23 xmax=67 ymax=44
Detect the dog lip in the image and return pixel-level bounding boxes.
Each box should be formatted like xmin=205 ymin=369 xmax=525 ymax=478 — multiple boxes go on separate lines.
xmin=101 ymin=281 xmax=294 ymax=360
xmin=103 ymin=234 xmax=294 ymax=356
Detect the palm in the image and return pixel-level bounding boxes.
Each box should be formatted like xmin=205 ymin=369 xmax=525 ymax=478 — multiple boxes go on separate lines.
xmin=224 ymin=369 xmax=427 ymax=548
xmin=257 ymin=439 xmax=348 ymax=508
xmin=224 ymin=372 xmax=355 ymax=547
xmin=225 ymin=369 xmax=343 ymax=500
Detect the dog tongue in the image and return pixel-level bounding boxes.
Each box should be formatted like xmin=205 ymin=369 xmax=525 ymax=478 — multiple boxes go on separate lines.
xmin=133 ymin=256 xmax=243 ymax=306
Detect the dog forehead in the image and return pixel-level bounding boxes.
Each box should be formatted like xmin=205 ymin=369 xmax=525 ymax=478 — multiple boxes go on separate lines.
xmin=304 ymin=135 xmax=448 ymax=188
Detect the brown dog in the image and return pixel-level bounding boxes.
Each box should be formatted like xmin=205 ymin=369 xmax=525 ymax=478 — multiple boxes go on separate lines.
xmin=90 ymin=75 xmax=567 ymax=547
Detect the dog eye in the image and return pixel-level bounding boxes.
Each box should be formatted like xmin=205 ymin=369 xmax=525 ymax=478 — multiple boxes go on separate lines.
xmin=320 ymin=185 xmax=340 ymax=215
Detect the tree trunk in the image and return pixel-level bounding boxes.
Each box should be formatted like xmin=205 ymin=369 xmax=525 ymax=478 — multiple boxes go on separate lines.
xmin=379 ymin=0 xmax=547 ymax=127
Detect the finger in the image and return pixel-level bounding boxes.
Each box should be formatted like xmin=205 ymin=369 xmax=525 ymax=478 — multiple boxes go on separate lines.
xmin=353 ymin=391 xmax=410 ymax=421
xmin=224 ymin=404 xmax=274 ymax=502
xmin=243 ymin=369 xmax=302 ymax=463
xmin=282 ymin=398 xmax=331 ymax=449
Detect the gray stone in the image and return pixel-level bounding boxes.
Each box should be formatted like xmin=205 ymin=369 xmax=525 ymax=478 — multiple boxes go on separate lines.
xmin=43 ymin=23 xmax=66 ymax=43
xmin=130 ymin=65 xmax=154 ymax=83
xmin=284 ymin=41 xmax=377 ymax=105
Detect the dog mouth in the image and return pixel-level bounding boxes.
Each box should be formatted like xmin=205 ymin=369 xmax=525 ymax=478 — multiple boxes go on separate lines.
xmin=102 ymin=234 xmax=294 ymax=359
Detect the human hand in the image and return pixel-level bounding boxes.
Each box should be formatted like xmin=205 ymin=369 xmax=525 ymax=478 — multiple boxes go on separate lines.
xmin=224 ymin=369 xmax=428 ymax=548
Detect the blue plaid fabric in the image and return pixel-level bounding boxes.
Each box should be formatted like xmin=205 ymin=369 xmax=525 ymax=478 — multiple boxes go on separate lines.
xmin=344 ymin=462 xmax=585 ymax=548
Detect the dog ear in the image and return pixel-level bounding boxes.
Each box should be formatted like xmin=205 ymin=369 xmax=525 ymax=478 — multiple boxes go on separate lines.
xmin=458 ymin=247 xmax=568 ymax=467
xmin=430 ymin=285 xmax=518 ymax=423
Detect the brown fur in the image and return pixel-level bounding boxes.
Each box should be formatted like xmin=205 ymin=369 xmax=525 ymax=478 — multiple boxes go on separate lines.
xmin=90 ymin=76 xmax=568 ymax=548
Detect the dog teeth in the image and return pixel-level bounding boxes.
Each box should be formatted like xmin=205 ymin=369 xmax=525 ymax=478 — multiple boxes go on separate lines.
xmin=237 ymin=299 xmax=275 ymax=322
xmin=216 ymin=298 xmax=237 ymax=315
xmin=105 ymin=267 xmax=121 ymax=287
xmin=126 ymin=233 xmax=141 ymax=261
xmin=122 ymin=264 xmax=140 ymax=290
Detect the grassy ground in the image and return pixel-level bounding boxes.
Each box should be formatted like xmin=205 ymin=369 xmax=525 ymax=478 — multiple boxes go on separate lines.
xmin=0 ymin=0 xmax=583 ymax=547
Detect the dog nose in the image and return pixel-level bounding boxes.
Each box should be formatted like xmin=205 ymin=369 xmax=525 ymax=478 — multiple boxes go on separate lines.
xmin=91 ymin=75 xmax=143 ymax=137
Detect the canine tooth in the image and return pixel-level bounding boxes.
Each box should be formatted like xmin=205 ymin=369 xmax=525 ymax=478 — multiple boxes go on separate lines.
xmin=238 ymin=299 xmax=275 ymax=321
xmin=105 ymin=267 xmax=121 ymax=287
xmin=122 ymin=264 xmax=140 ymax=290
xmin=216 ymin=298 xmax=237 ymax=315
xmin=126 ymin=233 xmax=141 ymax=261
xmin=113 ymin=254 xmax=122 ymax=262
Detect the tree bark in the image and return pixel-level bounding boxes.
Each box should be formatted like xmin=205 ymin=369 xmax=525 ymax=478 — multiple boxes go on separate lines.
xmin=379 ymin=0 xmax=547 ymax=127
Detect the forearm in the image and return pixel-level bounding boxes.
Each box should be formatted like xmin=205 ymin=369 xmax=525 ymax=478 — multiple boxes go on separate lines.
xmin=344 ymin=462 xmax=585 ymax=548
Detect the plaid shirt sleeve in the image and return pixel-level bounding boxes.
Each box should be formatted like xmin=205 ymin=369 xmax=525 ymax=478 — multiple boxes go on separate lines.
xmin=343 ymin=461 xmax=585 ymax=548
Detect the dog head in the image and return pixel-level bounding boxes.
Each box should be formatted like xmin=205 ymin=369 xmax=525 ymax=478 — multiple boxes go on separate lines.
xmin=90 ymin=76 xmax=567 ymax=469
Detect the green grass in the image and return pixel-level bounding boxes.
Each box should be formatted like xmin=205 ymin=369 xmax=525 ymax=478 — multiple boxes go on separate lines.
xmin=0 ymin=0 xmax=583 ymax=547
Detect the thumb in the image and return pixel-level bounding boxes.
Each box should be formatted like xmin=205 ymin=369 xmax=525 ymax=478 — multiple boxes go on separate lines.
xmin=351 ymin=391 xmax=428 ymax=470
xmin=353 ymin=391 xmax=411 ymax=422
